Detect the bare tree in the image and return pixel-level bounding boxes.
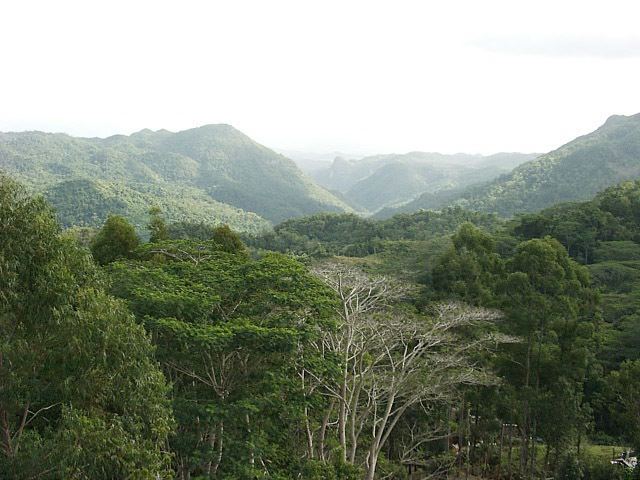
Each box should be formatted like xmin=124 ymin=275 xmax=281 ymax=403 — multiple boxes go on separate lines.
xmin=308 ymin=262 xmax=509 ymax=480
xmin=309 ymin=262 xmax=409 ymax=463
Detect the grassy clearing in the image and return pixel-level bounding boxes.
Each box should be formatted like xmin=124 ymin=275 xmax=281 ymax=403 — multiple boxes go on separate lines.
xmin=583 ymin=443 xmax=630 ymax=463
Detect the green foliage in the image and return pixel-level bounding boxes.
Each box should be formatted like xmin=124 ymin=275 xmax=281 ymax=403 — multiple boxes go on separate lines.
xmin=557 ymin=451 xmax=585 ymax=480
xmin=211 ymin=224 xmax=246 ymax=254
xmin=251 ymin=212 xmax=379 ymax=257
xmin=166 ymin=220 xmax=217 ymax=240
xmin=504 ymin=180 xmax=640 ymax=390
xmin=148 ymin=206 xmax=169 ymax=242
xmin=47 ymin=178 xmax=270 ymax=234
xmin=90 ymin=214 xmax=140 ymax=265
xmin=388 ymin=113 xmax=640 ymax=217
xmin=0 ymin=126 xmax=351 ymax=230
xmin=250 ymin=207 xmax=502 ymax=259
xmin=107 ymin=240 xmax=338 ymax=478
xmin=606 ymin=360 xmax=640 ymax=450
xmin=589 ymin=261 xmax=640 ymax=293
xmin=298 ymin=459 xmax=362 ymax=480
xmin=594 ymin=241 xmax=640 ymax=262
xmin=512 ymin=201 xmax=627 ymax=263
xmin=8 ymin=128 xmax=640 ymax=478
xmin=0 ymin=176 xmax=172 ymax=478
xmin=432 ymin=223 xmax=501 ymax=304
xmin=430 ymin=221 xmax=600 ymax=472
xmin=584 ymin=463 xmax=628 ymax=480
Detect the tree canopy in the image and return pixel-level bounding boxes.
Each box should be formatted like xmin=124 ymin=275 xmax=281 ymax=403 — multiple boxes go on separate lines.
xmin=0 ymin=176 xmax=172 ymax=478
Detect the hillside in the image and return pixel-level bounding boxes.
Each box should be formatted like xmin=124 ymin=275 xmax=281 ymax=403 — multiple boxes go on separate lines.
xmin=384 ymin=113 xmax=640 ymax=217
xmin=248 ymin=206 xmax=503 ymax=260
xmin=312 ymin=151 xmax=537 ymax=212
xmin=0 ymin=125 xmax=351 ymax=231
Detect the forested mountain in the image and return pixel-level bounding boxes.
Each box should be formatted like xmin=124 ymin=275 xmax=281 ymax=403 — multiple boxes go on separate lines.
xmin=384 ymin=113 xmax=640 ymax=217
xmin=6 ymin=169 xmax=640 ymax=479
xmin=0 ymin=125 xmax=351 ymax=231
xmin=5 ymin=115 xmax=640 ymax=480
xmin=248 ymin=179 xmax=640 ymax=479
xmin=277 ymin=148 xmax=354 ymax=174
xmin=311 ymin=152 xmax=537 ymax=212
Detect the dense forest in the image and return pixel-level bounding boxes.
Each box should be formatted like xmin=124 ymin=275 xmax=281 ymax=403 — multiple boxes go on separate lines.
xmin=4 ymin=166 xmax=640 ymax=479
xmin=4 ymin=0 xmax=640 ymax=475
xmin=380 ymin=113 xmax=640 ymax=219
xmin=0 ymin=126 xmax=350 ymax=232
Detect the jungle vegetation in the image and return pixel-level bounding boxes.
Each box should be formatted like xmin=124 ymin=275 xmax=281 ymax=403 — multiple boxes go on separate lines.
xmin=4 ymin=171 xmax=640 ymax=479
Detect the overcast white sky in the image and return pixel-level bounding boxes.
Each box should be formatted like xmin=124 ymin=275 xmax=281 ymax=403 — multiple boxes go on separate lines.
xmin=1 ymin=0 xmax=640 ymax=155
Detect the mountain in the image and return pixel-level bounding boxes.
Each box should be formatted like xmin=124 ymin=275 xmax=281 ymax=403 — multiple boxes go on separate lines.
xmin=276 ymin=149 xmax=360 ymax=174
xmin=312 ymin=152 xmax=537 ymax=212
xmin=379 ymin=113 xmax=640 ymax=218
xmin=0 ymin=125 xmax=351 ymax=231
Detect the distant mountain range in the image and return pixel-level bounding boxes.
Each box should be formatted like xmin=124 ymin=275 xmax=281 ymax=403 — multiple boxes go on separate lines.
xmin=276 ymin=149 xmax=361 ymax=174
xmin=0 ymin=125 xmax=351 ymax=232
xmin=4 ymin=113 xmax=639 ymax=231
xmin=311 ymin=152 xmax=538 ymax=212
xmin=377 ymin=113 xmax=640 ymax=218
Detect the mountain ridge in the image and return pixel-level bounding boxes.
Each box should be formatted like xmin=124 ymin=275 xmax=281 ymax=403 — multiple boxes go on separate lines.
xmin=311 ymin=151 xmax=538 ymax=213
xmin=377 ymin=113 xmax=640 ymax=218
xmin=0 ymin=124 xmax=352 ymax=231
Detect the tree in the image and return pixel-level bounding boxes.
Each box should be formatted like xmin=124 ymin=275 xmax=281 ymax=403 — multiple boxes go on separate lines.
xmin=310 ymin=263 xmax=506 ymax=480
xmin=0 ymin=176 xmax=172 ymax=478
xmin=148 ymin=206 xmax=169 ymax=243
xmin=501 ymin=237 xmax=596 ymax=474
xmin=607 ymin=360 xmax=640 ymax=451
xmin=211 ymin=224 xmax=246 ymax=254
xmin=90 ymin=214 xmax=139 ymax=264
xmin=432 ymin=222 xmax=502 ymax=304
xmin=108 ymin=241 xmax=337 ymax=478
xmin=431 ymin=224 xmax=600 ymax=476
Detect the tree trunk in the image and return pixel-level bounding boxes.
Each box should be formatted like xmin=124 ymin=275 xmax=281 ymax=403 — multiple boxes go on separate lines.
xmin=246 ymin=414 xmax=254 ymax=469
xmin=365 ymin=445 xmax=379 ymax=480
xmin=205 ymin=426 xmax=217 ymax=476
xmin=458 ymin=398 xmax=464 ymax=470
xmin=497 ymin=424 xmax=504 ymax=480
xmin=318 ymin=400 xmax=334 ymax=461
xmin=210 ymin=421 xmax=224 ymax=477
xmin=304 ymin=404 xmax=314 ymax=459
xmin=529 ymin=419 xmax=537 ymax=480
xmin=1 ymin=409 xmax=13 ymax=457
xmin=338 ymin=340 xmax=349 ymax=462
xmin=544 ymin=443 xmax=551 ymax=475
xmin=338 ymin=382 xmax=347 ymax=462
xmin=520 ymin=333 xmax=533 ymax=475
xmin=507 ymin=426 xmax=513 ymax=480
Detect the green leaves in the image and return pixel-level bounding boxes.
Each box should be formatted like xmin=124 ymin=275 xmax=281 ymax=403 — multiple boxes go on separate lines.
xmin=150 ymin=317 xmax=299 ymax=353
xmin=606 ymin=360 xmax=640 ymax=450
xmin=107 ymin=239 xmax=337 ymax=477
xmin=431 ymin=220 xmax=600 ymax=463
xmin=0 ymin=126 xmax=350 ymax=230
xmin=0 ymin=177 xmax=172 ymax=478
xmin=91 ymin=215 xmax=139 ymax=265
xmin=147 ymin=206 xmax=169 ymax=243
xmin=400 ymin=114 xmax=640 ymax=217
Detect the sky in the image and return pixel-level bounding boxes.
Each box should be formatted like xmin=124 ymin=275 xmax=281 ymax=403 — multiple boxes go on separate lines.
xmin=1 ymin=0 xmax=640 ymax=156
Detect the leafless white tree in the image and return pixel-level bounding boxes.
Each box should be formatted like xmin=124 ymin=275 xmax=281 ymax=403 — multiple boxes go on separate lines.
xmin=308 ymin=262 xmax=510 ymax=480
